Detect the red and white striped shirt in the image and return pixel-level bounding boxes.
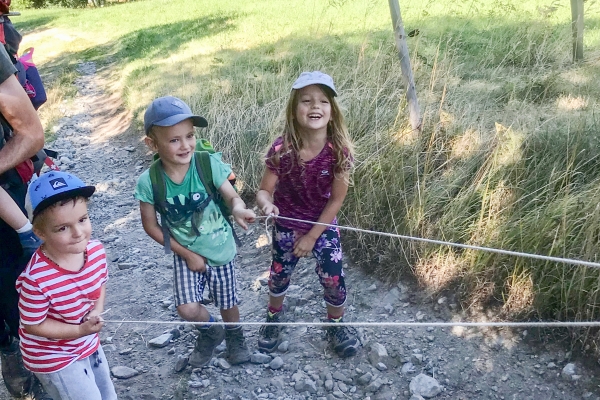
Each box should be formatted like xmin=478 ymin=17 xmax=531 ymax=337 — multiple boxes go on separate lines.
xmin=16 ymin=240 xmax=108 ymax=373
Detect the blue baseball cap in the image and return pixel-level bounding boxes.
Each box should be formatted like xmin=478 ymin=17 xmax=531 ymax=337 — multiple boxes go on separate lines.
xmin=29 ymin=171 xmax=95 ymax=219
xmin=144 ymin=96 xmax=208 ymax=135
xmin=291 ymin=71 xmax=338 ymax=96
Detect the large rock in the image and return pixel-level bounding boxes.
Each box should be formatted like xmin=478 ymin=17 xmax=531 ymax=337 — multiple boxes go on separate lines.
xmin=409 ymin=374 xmax=441 ymax=398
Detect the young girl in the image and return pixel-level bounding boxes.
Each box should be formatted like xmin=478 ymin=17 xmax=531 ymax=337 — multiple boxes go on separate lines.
xmin=256 ymin=71 xmax=358 ymax=358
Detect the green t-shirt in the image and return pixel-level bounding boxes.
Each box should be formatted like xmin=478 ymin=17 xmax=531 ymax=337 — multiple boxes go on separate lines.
xmin=135 ymin=153 xmax=236 ymax=266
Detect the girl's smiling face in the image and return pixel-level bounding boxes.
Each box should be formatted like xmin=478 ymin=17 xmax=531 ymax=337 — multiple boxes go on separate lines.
xmin=148 ymin=119 xmax=196 ymax=167
xmin=294 ymin=85 xmax=332 ymax=135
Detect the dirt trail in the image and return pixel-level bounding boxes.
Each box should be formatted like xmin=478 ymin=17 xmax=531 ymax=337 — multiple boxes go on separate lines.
xmin=2 ymin=62 xmax=600 ymax=400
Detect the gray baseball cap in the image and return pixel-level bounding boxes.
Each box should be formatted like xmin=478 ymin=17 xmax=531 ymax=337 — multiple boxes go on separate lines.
xmin=144 ymin=96 xmax=208 ymax=135
xmin=291 ymin=71 xmax=338 ymax=96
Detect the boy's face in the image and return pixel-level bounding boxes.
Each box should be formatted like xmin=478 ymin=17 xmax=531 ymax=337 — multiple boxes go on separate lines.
xmin=146 ymin=119 xmax=196 ymax=167
xmin=34 ymin=198 xmax=92 ymax=256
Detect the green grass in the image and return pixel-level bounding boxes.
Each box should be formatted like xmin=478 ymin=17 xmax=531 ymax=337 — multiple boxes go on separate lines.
xmin=12 ymin=0 xmax=600 ymax=351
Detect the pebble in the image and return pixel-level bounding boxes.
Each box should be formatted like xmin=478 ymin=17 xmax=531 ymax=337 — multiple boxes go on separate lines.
xmin=332 ymin=371 xmax=349 ymax=382
xmin=148 ymin=333 xmax=172 ymax=348
xmin=365 ymin=377 xmax=385 ymax=393
xmin=358 ymin=372 xmax=373 ymax=385
xmin=278 ymin=341 xmax=289 ymax=352
xmin=367 ymin=284 xmax=377 ymax=291
xmin=561 ymin=363 xmax=576 ymax=380
xmin=111 ymin=366 xmax=139 ymax=379
xmin=215 ymin=358 xmax=231 ymax=369
xmin=338 ymin=382 xmax=348 ymax=392
xmin=250 ymin=353 xmax=272 ymax=364
xmin=118 ymin=348 xmax=133 ymax=355
xmin=325 ymin=379 xmax=334 ymax=391
xmin=402 ymin=362 xmax=416 ymax=374
xmin=368 ymin=342 xmax=389 ymax=366
xmin=376 ymin=362 xmax=387 ymax=371
xmin=117 ymin=262 xmax=136 ymax=270
xmin=409 ymin=374 xmax=441 ymax=398
xmin=174 ymin=356 xmax=188 ymax=373
xmin=269 ymin=356 xmax=284 ymax=370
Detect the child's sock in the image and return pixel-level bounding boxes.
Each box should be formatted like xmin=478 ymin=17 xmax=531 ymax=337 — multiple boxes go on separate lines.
xmin=16 ymin=221 xmax=32 ymax=233
xmin=327 ymin=313 xmax=343 ymax=322
xmin=201 ymin=315 xmax=216 ymax=329
xmin=225 ymin=324 xmax=241 ymax=330
xmin=267 ymin=304 xmax=283 ymax=318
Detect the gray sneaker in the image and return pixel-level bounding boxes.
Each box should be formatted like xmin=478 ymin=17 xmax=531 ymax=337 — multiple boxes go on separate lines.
xmin=327 ymin=323 xmax=359 ymax=358
xmin=225 ymin=327 xmax=250 ymax=365
xmin=257 ymin=311 xmax=284 ymax=353
xmin=0 ymin=337 xmax=33 ymax=397
xmin=189 ymin=325 xmax=225 ymax=368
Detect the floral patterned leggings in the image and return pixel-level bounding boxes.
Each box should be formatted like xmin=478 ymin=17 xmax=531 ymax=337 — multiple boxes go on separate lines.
xmin=269 ymin=223 xmax=347 ymax=307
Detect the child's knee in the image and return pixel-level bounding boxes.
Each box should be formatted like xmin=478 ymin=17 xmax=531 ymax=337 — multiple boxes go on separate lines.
xmin=176 ymin=302 xmax=207 ymax=321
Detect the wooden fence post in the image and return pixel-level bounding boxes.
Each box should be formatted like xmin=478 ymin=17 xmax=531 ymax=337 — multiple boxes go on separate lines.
xmin=388 ymin=0 xmax=421 ymax=131
xmin=570 ymin=0 xmax=584 ymax=61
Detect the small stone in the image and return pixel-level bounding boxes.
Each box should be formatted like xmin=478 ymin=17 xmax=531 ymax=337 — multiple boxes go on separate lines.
xmin=409 ymin=374 xmax=441 ymax=398
xmin=547 ymin=362 xmax=556 ymax=369
xmin=278 ymin=341 xmax=290 ymax=352
xmin=368 ymin=342 xmax=389 ymax=366
xmin=411 ymin=354 xmax=423 ymax=364
xmin=401 ymin=362 xmax=416 ymax=374
xmin=215 ymin=358 xmax=231 ymax=369
xmin=338 ymin=382 xmax=348 ymax=392
xmin=167 ymin=347 xmax=175 ymax=355
xmin=365 ymin=378 xmax=385 ymax=393
xmin=201 ymin=379 xmax=210 ymax=388
xmin=118 ymin=348 xmax=133 ymax=355
xmin=269 ymin=356 xmax=284 ymax=369
xmin=174 ymin=356 xmax=188 ymax=372
xmin=251 ymin=353 xmax=272 ymax=364
xmin=117 ymin=262 xmax=136 ymax=270
xmin=358 ymin=372 xmax=373 ymax=385
xmin=111 ymin=366 xmax=139 ymax=379
xmin=561 ymin=363 xmax=576 ymax=380
xmin=367 ymin=284 xmax=377 ymax=291
xmin=188 ymin=380 xmax=203 ymax=388
xmin=169 ymin=328 xmax=181 ymax=339
xmin=332 ymin=371 xmax=349 ymax=382
xmin=148 ymin=333 xmax=172 ymax=348
xmin=410 ymin=395 xmax=426 ymax=400
xmin=376 ymin=362 xmax=387 ymax=371
xmin=325 ymin=379 xmax=334 ymax=391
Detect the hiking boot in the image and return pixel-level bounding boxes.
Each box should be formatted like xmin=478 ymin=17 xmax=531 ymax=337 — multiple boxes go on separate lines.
xmin=225 ymin=327 xmax=250 ymax=365
xmin=30 ymin=376 xmax=53 ymax=400
xmin=257 ymin=311 xmax=284 ymax=353
xmin=189 ymin=325 xmax=225 ymax=368
xmin=327 ymin=323 xmax=359 ymax=358
xmin=0 ymin=337 xmax=33 ymax=397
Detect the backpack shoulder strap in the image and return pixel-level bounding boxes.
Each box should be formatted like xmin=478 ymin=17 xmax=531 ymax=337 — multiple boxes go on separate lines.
xmin=194 ymin=151 xmax=215 ymax=197
xmin=149 ymin=159 xmax=172 ymax=254
xmin=194 ymin=151 xmax=242 ymax=247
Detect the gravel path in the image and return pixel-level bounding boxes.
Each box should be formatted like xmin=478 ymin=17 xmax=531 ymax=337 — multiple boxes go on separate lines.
xmin=2 ymin=62 xmax=599 ymax=400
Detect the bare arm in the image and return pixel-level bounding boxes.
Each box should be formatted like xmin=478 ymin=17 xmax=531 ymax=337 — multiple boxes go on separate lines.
xmin=23 ymin=283 xmax=106 ymax=340
xmin=0 ymin=74 xmax=44 ymax=175
xmin=139 ymin=201 xmax=207 ymax=271
xmin=0 ymin=186 xmax=28 ymax=230
xmin=219 ymin=179 xmax=255 ymax=230
xmin=256 ymin=168 xmax=279 ymax=216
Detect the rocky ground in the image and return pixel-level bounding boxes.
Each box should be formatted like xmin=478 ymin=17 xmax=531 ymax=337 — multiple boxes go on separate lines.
xmin=2 ymin=62 xmax=600 ymax=400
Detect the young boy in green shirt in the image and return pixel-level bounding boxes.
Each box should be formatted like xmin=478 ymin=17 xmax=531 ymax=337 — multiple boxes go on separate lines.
xmin=135 ymin=96 xmax=255 ymax=366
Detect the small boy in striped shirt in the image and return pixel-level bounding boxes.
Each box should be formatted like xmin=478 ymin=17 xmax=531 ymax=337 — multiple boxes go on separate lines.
xmin=16 ymin=171 xmax=117 ymax=400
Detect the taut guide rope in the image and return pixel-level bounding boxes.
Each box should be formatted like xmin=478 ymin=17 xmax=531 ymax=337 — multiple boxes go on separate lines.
xmin=103 ymin=215 xmax=600 ymax=328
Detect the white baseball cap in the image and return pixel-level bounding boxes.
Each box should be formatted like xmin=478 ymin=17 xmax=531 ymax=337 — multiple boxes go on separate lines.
xmin=291 ymin=71 xmax=337 ymax=96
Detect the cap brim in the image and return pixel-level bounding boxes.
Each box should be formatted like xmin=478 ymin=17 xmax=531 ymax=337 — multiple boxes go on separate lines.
xmin=292 ymin=81 xmax=338 ymax=96
xmin=153 ymin=114 xmax=208 ymax=129
xmin=33 ymin=186 xmax=96 ymax=219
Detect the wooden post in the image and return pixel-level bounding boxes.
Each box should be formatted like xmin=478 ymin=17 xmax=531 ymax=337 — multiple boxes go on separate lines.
xmin=388 ymin=0 xmax=421 ymax=131
xmin=570 ymin=0 xmax=584 ymax=61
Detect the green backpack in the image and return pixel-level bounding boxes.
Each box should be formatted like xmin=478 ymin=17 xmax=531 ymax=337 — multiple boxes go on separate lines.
xmin=149 ymin=139 xmax=240 ymax=254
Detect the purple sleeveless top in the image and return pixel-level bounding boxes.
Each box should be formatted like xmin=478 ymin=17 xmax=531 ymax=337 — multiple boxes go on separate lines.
xmin=266 ymin=137 xmax=337 ymax=234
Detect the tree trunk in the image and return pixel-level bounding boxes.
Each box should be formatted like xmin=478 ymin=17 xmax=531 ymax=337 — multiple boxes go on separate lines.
xmin=388 ymin=0 xmax=421 ymax=131
xmin=570 ymin=0 xmax=584 ymax=61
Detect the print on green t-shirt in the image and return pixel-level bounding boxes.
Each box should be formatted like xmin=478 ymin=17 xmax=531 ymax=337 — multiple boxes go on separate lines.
xmin=134 ymin=153 xmax=236 ymax=266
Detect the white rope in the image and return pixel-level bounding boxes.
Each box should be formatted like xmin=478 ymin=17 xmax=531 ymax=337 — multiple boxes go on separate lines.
xmin=259 ymin=215 xmax=600 ymax=269
xmin=102 ymin=319 xmax=600 ymax=328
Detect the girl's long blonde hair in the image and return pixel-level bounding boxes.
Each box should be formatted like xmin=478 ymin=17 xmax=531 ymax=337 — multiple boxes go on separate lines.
xmin=269 ymin=84 xmax=354 ymax=183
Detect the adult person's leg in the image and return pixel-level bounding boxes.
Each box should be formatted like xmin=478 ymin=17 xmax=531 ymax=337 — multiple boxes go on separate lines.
xmin=0 ymin=184 xmax=32 ymax=397
xmin=0 ymin=183 xmax=51 ymax=399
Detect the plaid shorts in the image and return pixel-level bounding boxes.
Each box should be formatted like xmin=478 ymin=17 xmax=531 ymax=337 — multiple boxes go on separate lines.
xmin=172 ymin=255 xmax=238 ymax=310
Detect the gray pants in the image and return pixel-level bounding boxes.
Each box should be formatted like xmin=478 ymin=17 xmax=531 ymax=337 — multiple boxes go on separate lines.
xmin=35 ymin=345 xmax=117 ymax=400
